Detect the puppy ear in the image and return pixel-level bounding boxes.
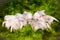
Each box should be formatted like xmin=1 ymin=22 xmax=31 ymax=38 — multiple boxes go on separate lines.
xmin=33 ymin=10 xmax=46 ymax=19
xmin=53 ymin=18 xmax=59 ymax=22
xmin=38 ymin=10 xmax=46 ymax=15
xmin=50 ymin=16 xmax=59 ymax=22
xmin=46 ymin=23 xmax=51 ymax=29
xmin=2 ymin=21 xmax=5 ymax=27
xmin=33 ymin=11 xmax=40 ymax=19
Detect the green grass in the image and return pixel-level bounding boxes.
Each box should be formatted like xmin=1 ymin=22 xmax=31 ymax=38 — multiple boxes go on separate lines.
xmin=0 ymin=0 xmax=60 ymax=40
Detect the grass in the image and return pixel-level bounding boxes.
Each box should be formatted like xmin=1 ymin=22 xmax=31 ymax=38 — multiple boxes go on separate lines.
xmin=0 ymin=0 xmax=60 ymax=40
xmin=0 ymin=23 xmax=57 ymax=40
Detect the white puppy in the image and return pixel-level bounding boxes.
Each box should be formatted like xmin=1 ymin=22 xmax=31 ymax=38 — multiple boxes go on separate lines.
xmin=2 ymin=11 xmax=59 ymax=32
xmin=23 ymin=11 xmax=32 ymax=20
xmin=2 ymin=15 xmax=22 ymax=32
xmin=30 ymin=10 xmax=58 ymax=31
xmin=15 ymin=13 xmax=27 ymax=29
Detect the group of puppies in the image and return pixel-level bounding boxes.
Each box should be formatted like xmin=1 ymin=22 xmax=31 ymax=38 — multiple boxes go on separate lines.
xmin=2 ymin=10 xmax=59 ymax=32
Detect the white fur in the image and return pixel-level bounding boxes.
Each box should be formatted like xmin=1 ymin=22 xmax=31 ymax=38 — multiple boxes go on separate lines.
xmin=23 ymin=11 xmax=32 ymax=20
xmin=2 ymin=14 xmax=27 ymax=32
xmin=2 ymin=10 xmax=59 ymax=32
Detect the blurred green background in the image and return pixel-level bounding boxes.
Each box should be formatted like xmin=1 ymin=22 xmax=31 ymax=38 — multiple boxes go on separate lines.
xmin=0 ymin=0 xmax=60 ymax=40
